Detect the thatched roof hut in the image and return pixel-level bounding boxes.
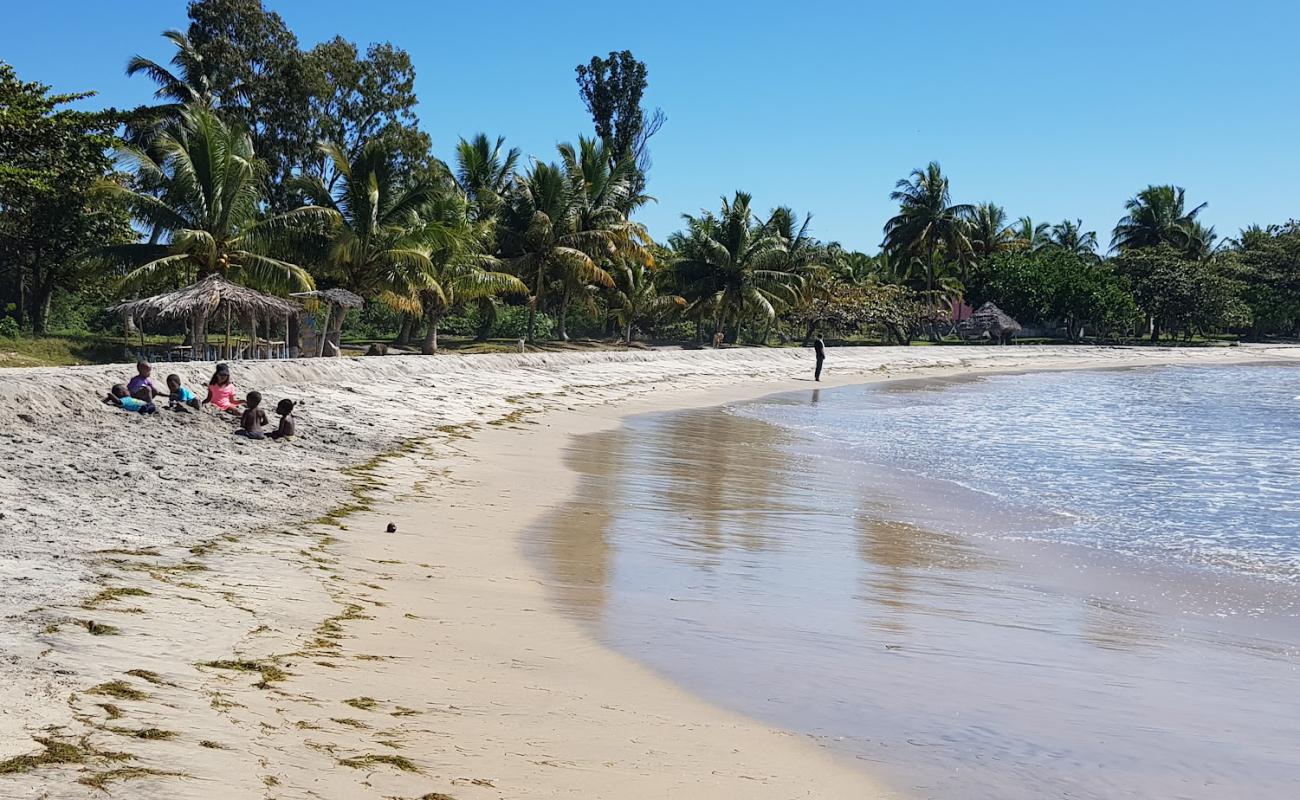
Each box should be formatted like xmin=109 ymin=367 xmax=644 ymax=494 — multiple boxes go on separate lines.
xmin=958 ymin=301 xmax=1022 ymax=344
xmin=111 ymin=273 xmax=301 ymax=323
xmin=290 ymin=288 xmax=364 ymax=310
xmin=290 ymin=288 xmax=365 ymax=357
xmin=110 ymin=274 xmax=302 ymax=360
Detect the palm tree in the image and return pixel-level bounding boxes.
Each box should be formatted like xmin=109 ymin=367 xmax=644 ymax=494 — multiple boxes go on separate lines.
xmin=608 ymin=257 xmax=684 ymax=343
xmin=883 ymin=162 xmax=973 ymax=260
xmin=101 ymin=107 xmax=320 ymax=295
xmin=455 ymin=133 xmax=520 ymax=222
xmin=414 ymin=194 xmax=527 ymax=354
xmin=882 ymin=162 xmax=972 ymax=334
xmin=1111 ymin=185 xmax=1208 ymax=253
xmin=1046 ymin=219 xmax=1100 ymax=259
xmin=1011 ymin=216 xmax=1051 ymax=252
xmin=296 ymin=140 xmax=524 ymax=354
xmin=1183 ymin=220 xmax=1219 ymax=260
xmin=967 ymin=202 xmax=1016 ymax=259
xmin=126 ymin=30 xmax=224 ymax=114
xmin=833 ymin=250 xmax=878 ymax=285
xmin=499 ymin=161 xmax=616 ymax=343
xmin=670 ymin=192 xmax=801 ymax=343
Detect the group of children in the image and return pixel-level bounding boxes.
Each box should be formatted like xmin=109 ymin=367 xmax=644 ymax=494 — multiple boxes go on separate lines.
xmin=103 ymin=361 xmax=296 ymax=441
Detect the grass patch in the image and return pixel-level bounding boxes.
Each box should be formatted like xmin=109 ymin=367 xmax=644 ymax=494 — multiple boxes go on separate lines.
xmin=82 ymin=587 xmax=150 ymax=610
xmin=83 ymin=620 xmax=120 ymax=636
xmin=87 ymin=681 xmax=147 ymax=701
xmin=198 ymin=659 xmax=287 ymax=689
xmin=391 ymin=707 xmax=420 ymax=717
xmin=77 ymin=766 xmax=178 ymax=790
xmin=343 ymin=697 xmax=377 ymax=711
xmin=97 ymin=703 xmax=123 ymax=720
xmin=0 ymin=737 xmax=86 ymax=774
xmin=124 ymin=669 xmax=168 ymax=686
xmin=107 ymin=726 xmax=175 ymax=740
xmin=330 ymin=717 xmax=369 ymax=729
xmin=199 ymin=740 xmax=226 ymax=750
xmin=338 ymin=753 xmax=419 ymax=773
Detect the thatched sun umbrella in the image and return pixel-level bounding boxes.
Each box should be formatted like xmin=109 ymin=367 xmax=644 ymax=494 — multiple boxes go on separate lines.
xmin=958 ymin=301 xmax=1022 ymax=345
xmin=110 ymin=273 xmax=302 ymax=361
xmin=291 ymin=289 xmax=364 ymax=357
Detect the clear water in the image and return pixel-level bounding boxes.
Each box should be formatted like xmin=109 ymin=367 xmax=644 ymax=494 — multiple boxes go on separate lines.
xmin=534 ymin=363 xmax=1300 ymax=799
xmin=737 ymin=364 xmax=1300 ymax=584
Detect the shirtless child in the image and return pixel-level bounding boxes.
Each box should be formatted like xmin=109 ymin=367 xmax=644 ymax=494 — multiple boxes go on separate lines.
xmin=235 ymin=391 xmax=269 ymax=440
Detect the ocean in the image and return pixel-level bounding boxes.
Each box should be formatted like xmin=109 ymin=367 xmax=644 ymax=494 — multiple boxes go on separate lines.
xmin=533 ymin=363 xmax=1300 ymax=799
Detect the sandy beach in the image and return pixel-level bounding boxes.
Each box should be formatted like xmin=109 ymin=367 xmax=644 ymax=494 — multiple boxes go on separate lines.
xmin=2 ymin=344 xmax=1296 ymax=798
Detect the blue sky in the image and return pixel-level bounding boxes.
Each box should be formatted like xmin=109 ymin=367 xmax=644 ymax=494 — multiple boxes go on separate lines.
xmin=3 ymin=1 xmax=1298 ymax=251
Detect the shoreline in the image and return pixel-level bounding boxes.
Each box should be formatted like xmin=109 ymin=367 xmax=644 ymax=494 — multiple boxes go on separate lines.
xmin=2 ymin=345 xmax=1297 ymax=796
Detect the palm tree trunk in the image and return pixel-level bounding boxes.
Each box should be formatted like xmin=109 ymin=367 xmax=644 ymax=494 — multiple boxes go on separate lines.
xmin=526 ymin=263 xmax=545 ymax=343
xmin=474 ymin=298 xmax=496 ymax=342
xmin=558 ymin=286 xmax=571 ymax=341
xmin=422 ymin=308 xmax=442 ymax=355
xmin=395 ymin=315 xmax=414 ymax=347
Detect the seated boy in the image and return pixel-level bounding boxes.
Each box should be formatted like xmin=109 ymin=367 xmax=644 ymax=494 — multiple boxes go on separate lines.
xmin=127 ymin=361 xmax=164 ymax=402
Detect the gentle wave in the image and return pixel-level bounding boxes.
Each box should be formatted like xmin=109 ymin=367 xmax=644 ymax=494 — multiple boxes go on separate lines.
xmin=733 ymin=364 xmax=1300 ymax=583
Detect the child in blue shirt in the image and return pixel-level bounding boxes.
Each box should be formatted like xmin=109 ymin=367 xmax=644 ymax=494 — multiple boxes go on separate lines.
xmin=103 ymin=384 xmax=157 ymax=414
xmin=165 ymin=374 xmax=201 ymax=411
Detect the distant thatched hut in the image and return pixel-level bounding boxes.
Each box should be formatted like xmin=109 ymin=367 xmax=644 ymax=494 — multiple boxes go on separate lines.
xmin=958 ymin=301 xmax=1022 ymax=345
xmin=291 ymin=289 xmax=364 ymax=357
xmin=110 ymin=274 xmax=301 ymax=360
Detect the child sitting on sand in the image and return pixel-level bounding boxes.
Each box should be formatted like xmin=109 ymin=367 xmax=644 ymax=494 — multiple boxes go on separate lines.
xmin=127 ymin=361 xmax=164 ymax=401
xmin=165 ymin=374 xmax=201 ymax=412
xmin=204 ymin=363 xmax=243 ymax=413
xmin=269 ymin=398 xmax=296 ymax=441
xmin=103 ymin=384 xmax=158 ymax=414
xmin=235 ymin=390 xmax=269 ymax=440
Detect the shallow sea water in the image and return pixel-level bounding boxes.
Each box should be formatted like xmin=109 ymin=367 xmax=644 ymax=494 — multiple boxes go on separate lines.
xmin=532 ymin=364 xmax=1300 ymax=799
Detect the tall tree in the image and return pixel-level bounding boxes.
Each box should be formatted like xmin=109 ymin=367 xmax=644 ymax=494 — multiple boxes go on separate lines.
xmin=882 ymin=161 xmax=972 ymax=331
xmin=0 ymin=63 xmax=133 ymax=332
xmin=1110 ymin=184 xmax=1208 ymax=254
xmin=185 ymin=0 xmax=314 ymax=211
xmin=126 ymin=29 xmax=223 ymax=113
xmin=575 ymin=50 xmax=664 ymax=203
xmin=304 ymin=38 xmax=431 ymax=185
xmin=499 ymin=161 xmax=616 ymax=343
xmin=967 ymin=202 xmax=1016 ymax=259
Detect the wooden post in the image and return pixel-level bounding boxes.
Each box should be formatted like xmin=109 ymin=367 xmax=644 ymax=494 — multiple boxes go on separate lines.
xmin=224 ymin=307 xmax=232 ymax=361
xmin=317 ymin=304 xmax=332 ymax=358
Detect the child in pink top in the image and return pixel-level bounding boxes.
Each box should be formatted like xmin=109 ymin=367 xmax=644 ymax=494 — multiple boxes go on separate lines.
xmin=203 ymin=363 xmax=243 ymax=413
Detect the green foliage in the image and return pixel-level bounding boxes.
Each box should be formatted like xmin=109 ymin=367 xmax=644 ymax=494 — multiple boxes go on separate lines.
xmin=574 ymin=50 xmax=663 ymax=203
xmin=101 ymin=106 xmax=324 ymax=294
xmin=0 ymin=62 xmax=134 ymax=333
xmin=669 ymin=191 xmax=803 ymax=341
xmin=1114 ymin=245 xmax=1245 ymax=340
xmin=969 ymin=250 xmax=1138 ymax=340
xmin=185 ymin=0 xmax=315 ymax=211
xmin=443 ymin=305 xmax=554 ymax=340
xmin=1111 ymin=185 xmax=1213 ymax=257
xmin=787 ymin=280 xmax=929 ymax=344
xmin=0 ymin=316 xmax=18 ymax=339
xmin=304 ymin=38 xmax=431 ymax=182
xmin=1226 ymin=222 xmax=1300 ymax=338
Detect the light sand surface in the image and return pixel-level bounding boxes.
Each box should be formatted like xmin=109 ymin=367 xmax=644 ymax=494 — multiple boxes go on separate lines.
xmin=2 ymin=344 xmax=1296 ymax=797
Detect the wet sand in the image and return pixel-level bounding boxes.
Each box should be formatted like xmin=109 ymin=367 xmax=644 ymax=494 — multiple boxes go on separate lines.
xmin=2 ymin=345 xmax=1298 ymax=797
xmin=531 ymin=388 xmax=1300 ymax=799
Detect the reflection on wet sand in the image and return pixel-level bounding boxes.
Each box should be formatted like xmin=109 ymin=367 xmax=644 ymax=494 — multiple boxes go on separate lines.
xmin=529 ymin=397 xmax=1300 ymax=800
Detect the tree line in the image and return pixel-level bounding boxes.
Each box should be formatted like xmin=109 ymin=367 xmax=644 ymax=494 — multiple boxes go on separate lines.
xmin=2 ymin=0 xmax=1298 ymax=348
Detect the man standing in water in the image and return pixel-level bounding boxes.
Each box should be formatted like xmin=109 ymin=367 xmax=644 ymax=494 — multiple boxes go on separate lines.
xmin=813 ymin=335 xmax=826 ymax=381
